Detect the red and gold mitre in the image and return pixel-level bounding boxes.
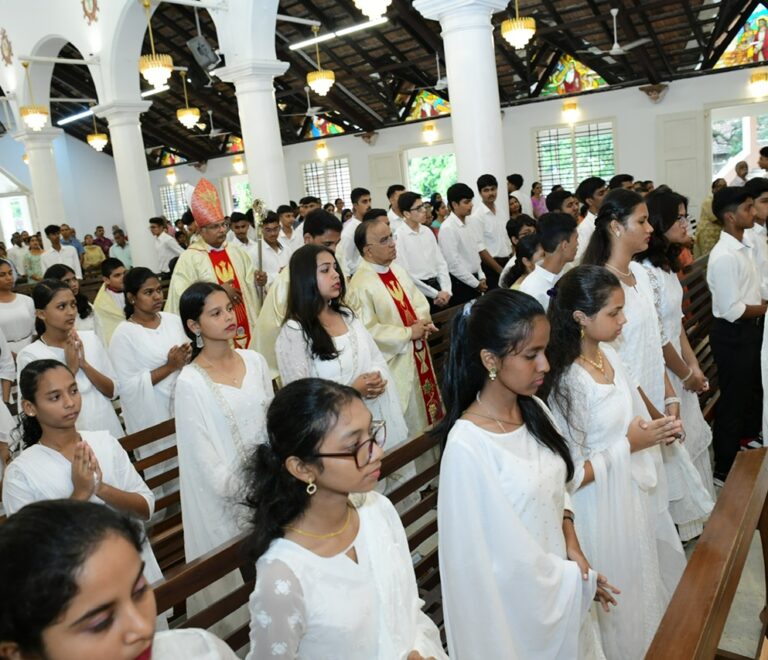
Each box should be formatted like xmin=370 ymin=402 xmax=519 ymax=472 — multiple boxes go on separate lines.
xmin=190 ymin=178 xmax=224 ymax=227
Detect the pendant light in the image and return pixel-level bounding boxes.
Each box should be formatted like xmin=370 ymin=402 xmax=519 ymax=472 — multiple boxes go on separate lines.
xmin=19 ymin=62 xmax=49 ymax=131
xmin=501 ymin=0 xmax=536 ymax=50
xmin=353 ymin=0 xmax=391 ymax=21
xmin=306 ymin=26 xmax=335 ymax=96
xmin=86 ymin=109 xmax=109 ymax=151
xmin=177 ymin=73 xmax=201 ymax=129
xmin=139 ymin=0 xmax=174 ymax=89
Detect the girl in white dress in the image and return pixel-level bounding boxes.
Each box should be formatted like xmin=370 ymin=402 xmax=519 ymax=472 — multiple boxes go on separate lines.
xmin=1 ymin=359 xmax=162 ymax=586
xmin=43 ymin=263 xmax=97 ymax=334
xmin=17 ymin=280 xmax=123 ymax=439
xmin=639 ymin=188 xmax=716 ymax=539
xmin=175 ymin=282 xmax=273 ymax=597
xmin=545 ymin=265 xmax=684 ymax=659
xmin=0 ymin=258 xmax=35 ymax=355
xmin=0 ymin=499 xmax=236 ymax=660
xmin=582 ymin=189 xmax=710 ymax=578
xmin=276 ymin=244 xmax=408 ymax=453
xmin=244 ymin=378 xmax=446 ymax=660
xmin=435 ymin=288 xmax=617 ymax=659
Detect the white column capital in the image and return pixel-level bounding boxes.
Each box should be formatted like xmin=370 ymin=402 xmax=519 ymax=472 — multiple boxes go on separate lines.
xmin=13 ymin=127 xmax=64 ymax=148
xmin=215 ymin=59 xmax=289 ymax=91
xmin=93 ymin=101 xmax=152 ymax=127
xmin=413 ymin=0 xmax=507 ymax=22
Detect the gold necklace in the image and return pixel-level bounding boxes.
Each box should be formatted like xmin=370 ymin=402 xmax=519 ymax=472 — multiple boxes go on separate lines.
xmin=199 ymin=354 xmax=241 ymax=385
xmin=605 ymin=263 xmax=632 ymax=279
xmin=578 ymin=350 xmax=606 ymax=376
xmin=473 ymin=394 xmax=524 ymax=433
xmin=285 ymin=505 xmax=353 ymax=539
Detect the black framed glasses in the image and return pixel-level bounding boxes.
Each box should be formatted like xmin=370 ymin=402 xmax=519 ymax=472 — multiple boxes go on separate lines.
xmin=312 ymin=420 xmax=387 ymax=468
xmin=409 ymin=203 xmax=426 ymax=213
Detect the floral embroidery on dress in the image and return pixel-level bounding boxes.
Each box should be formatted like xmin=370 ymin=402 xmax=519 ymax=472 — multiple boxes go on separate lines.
xmin=270 ymin=641 xmax=288 ymax=656
xmin=255 ymin=610 xmax=272 ymax=628
xmin=287 ymin=609 xmax=303 ymax=629
xmin=274 ymin=579 xmax=292 ymax=596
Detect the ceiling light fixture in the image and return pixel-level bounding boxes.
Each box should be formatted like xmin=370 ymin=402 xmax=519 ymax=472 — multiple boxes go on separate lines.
xmin=316 ymin=140 xmax=329 ymax=160
xmin=501 ymin=0 xmax=536 ymax=50
xmin=176 ymin=73 xmax=201 ymax=129
xmin=22 ymin=153 xmax=29 ymax=165
xmin=422 ymin=122 xmax=438 ymax=144
xmin=19 ymin=61 xmax=49 ymax=131
xmin=353 ymin=0 xmax=391 ymax=21
xmin=233 ymin=154 xmax=245 ymax=174
xmin=562 ymin=99 xmax=580 ymax=124
xmin=166 ymin=168 xmax=177 ymax=185
xmin=57 ymin=85 xmax=169 ymax=126
xmin=139 ymin=0 xmax=174 ymax=89
xmin=289 ymin=17 xmax=388 ymax=50
xmin=86 ymin=107 xmax=108 ymax=151
xmin=306 ymin=26 xmax=335 ymax=96
xmin=750 ymin=70 xmax=768 ymax=97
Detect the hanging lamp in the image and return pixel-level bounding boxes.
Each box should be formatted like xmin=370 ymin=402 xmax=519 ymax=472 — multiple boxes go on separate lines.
xmin=353 ymin=0 xmax=391 ymax=21
xmin=501 ymin=0 xmax=536 ymax=50
xmin=306 ymin=26 xmax=335 ymax=96
xmin=19 ymin=61 xmax=49 ymax=131
xmin=177 ymin=73 xmax=201 ymax=129
xmin=422 ymin=122 xmax=438 ymax=144
xmin=139 ymin=0 xmax=174 ymax=89
xmin=86 ymin=109 xmax=109 ymax=151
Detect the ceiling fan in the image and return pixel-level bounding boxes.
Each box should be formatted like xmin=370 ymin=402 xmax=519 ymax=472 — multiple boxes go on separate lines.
xmin=283 ymin=86 xmax=332 ymax=118
xmin=189 ymin=109 xmax=232 ymax=139
xmin=577 ymin=8 xmax=651 ymax=57
xmin=412 ymin=53 xmax=448 ymax=92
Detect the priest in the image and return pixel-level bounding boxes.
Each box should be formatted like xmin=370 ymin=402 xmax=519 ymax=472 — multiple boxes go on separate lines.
xmin=347 ymin=218 xmax=442 ymax=438
xmin=165 ymin=178 xmax=261 ymax=349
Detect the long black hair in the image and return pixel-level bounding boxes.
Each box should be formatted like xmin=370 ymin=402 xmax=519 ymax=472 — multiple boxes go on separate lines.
xmin=32 ymin=279 xmax=73 ymax=336
xmin=15 ymin=359 xmax=76 ymax=448
xmin=179 ymin=281 xmax=228 ymax=359
xmin=43 ymin=264 xmax=92 ymax=320
xmin=123 ymin=267 xmax=159 ymax=319
xmin=635 ymin=188 xmax=687 ymax=272
xmin=284 ymin=244 xmax=351 ymax=360
xmin=500 ymin=232 xmax=541 ymax=289
xmin=243 ymin=378 xmax=362 ymax=561
xmin=0 ymin=500 xmax=144 ymax=656
xmin=543 ymin=266 xmax=622 ymax=425
xmin=433 ymin=288 xmax=574 ymax=480
xmin=582 ymin=188 xmax=645 ymax=266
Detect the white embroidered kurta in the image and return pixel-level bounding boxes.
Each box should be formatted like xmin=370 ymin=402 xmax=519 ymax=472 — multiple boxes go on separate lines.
xmin=16 ymin=331 xmax=124 ymax=439
xmin=438 ymin=411 xmax=603 ymax=660
xmin=549 ymin=346 xmax=680 ymax=659
xmin=246 ymin=491 xmax=447 ymax=660
xmin=152 ymin=629 xmax=238 ymax=659
xmin=0 ymin=294 xmax=35 ymax=353
xmin=1 ymin=430 xmax=163 ymax=585
xmin=348 ymin=260 xmax=433 ymax=438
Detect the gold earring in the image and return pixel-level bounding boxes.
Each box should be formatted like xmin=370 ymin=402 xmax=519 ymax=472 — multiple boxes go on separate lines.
xmin=613 ymin=231 xmax=621 ymax=238
xmin=306 ymin=479 xmax=317 ymax=496
xmin=580 ymin=326 xmax=585 ymax=339
xmin=488 ymin=367 xmax=497 ymax=381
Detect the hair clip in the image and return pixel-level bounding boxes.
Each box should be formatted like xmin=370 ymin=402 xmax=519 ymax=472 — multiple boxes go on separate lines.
xmin=546 ymin=286 xmax=558 ymax=299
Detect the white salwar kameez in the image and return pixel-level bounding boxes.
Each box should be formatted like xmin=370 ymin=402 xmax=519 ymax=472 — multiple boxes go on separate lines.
xmin=0 ymin=294 xmax=35 ymax=354
xmin=438 ymin=409 xmax=604 ymax=660
xmin=152 ymin=629 xmax=237 ymax=659
xmin=549 ymin=345 xmax=678 ymax=659
xmin=174 ymin=349 xmax=273 ymax=621
xmin=16 ymin=331 xmax=124 ymax=439
xmin=246 ymin=491 xmax=446 ymax=660
xmin=643 ymin=261 xmax=715 ymax=539
xmin=611 ymin=263 xmax=693 ymax=586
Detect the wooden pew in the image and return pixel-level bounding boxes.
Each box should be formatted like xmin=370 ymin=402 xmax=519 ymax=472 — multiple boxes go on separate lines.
xmin=646 ymin=448 xmax=768 ymax=659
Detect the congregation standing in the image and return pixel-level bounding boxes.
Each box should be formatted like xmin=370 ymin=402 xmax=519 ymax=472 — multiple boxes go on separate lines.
xmin=2 ymin=154 xmax=768 ymax=660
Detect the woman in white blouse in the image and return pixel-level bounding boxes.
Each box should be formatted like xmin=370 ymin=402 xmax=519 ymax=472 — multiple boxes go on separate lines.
xmin=244 ymin=377 xmax=446 ymax=660
xmin=276 ymin=244 xmax=408 ymax=453
xmin=43 ymin=263 xmax=97 ymax=334
xmin=0 ymin=258 xmax=35 ymax=355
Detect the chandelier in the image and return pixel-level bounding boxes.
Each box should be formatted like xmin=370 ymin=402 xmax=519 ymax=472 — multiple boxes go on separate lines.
xmin=19 ymin=62 xmax=49 ymax=131
xmin=306 ymin=26 xmax=335 ymax=96
xmin=501 ymin=0 xmax=536 ymax=50
xmin=86 ymin=108 xmax=109 ymax=152
xmin=139 ymin=0 xmax=173 ymax=89
xmin=177 ymin=73 xmax=201 ymax=129
xmin=353 ymin=0 xmax=391 ymax=21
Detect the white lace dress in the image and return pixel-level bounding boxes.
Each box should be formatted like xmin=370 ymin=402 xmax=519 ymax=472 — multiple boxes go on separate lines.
xmin=549 ymin=345 xmax=677 ymax=659
xmin=643 ymin=261 xmax=715 ymax=540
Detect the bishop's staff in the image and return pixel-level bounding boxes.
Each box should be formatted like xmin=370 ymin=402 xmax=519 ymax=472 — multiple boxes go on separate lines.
xmin=252 ymin=198 xmax=267 ymax=304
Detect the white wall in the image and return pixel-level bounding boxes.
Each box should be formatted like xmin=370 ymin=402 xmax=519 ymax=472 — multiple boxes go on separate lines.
xmin=0 ymin=132 xmax=124 ymax=237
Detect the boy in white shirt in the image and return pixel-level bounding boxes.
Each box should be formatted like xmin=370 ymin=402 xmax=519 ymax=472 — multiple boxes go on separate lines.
xmin=386 ymin=184 xmax=406 ymax=233
xmin=474 ymin=174 xmax=512 ymax=289
xmin=149 ymin=217 xmax=184 ymax=275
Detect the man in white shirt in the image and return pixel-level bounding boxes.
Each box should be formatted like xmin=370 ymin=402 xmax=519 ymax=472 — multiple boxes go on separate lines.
xmin=706 ymin=186 xmax=766 ymax=483
xmin=338 ymin=187 xmax=372 ymax=277
xmin=229 ymin=212 xmax=271 ymax=291
xmin=438 ymin=182 xmax=488 ymax=304
xmin=506 ymin=173 xmax=533 ymax=216
xmin=108 ymin=228 xmax=133 ymax=269
xmin=394 ymin=191 xmax=452 ymax=314
xmin=608 ymin=173 xmax=634 ymax=191
xmin=519 ymin=213 xmax=577 ymax=311
xmin=149 ymin=216 xmax=185 ymax=274
xmin=297 ymin=195 xmax=321 ymax=226
xmin=731 ymin=160 xmax=749 ymax=187
xmin=7 ymin=233 xmax=27 ymax=277
xmin=259 ymin=213 xmax=288 ymax=291
xmin=744 ymin=178 xmax=768 ymax=298
xmin=572 ymin=176 xmax=607 ymax=265
xmin=386 ymin=184 xmax=406 ymax=233
xmin=277 ymin=204 xmax=303 ymax=257
xmin=474 ymin=174 xmax=512 ymax=289
xmin=545 ymin=188 xmax=581 ymax=223
xmin=41 ymin=224 xmax=82 ymax=279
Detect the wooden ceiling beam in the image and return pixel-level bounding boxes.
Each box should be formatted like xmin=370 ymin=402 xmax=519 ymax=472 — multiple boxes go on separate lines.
xmin=704 ymin=0 xmax=759 ymax=68
xmin=613 ymin=0 xmax=661 ymax=83
xmin=628 ymin=0 xmax=674 ymax=77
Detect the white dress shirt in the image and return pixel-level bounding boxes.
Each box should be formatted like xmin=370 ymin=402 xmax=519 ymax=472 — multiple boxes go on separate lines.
xmin=260 ymin=240 xmax=288 ymax=289
xmin=278 ymin=227 xmax=304 ymax=258
xmin=438 ymin=213 xmax=486 ymax=289
xmin=338 ymin=216 xmax=362 ymax=276
xmin=7 ymin=245 xmax=27 ymax=276
xmin=41 ymin=245 xmax=82 ymax=279
xmin=394 ymin=222 xmax=451 ymax=299
xmin=707 ymin=231 xmax=762 ymax=322
xmin=518 ymin=264 xmax=561 ymax=311
xmin=573 ymin=210 xmax=597 ymax=265
xmin=109 ymin=242 xmax=133 ymax=269
xmin=387 ymin=208 xmax=405 ymax=234
xmin=744 ymin=222 xmax=768 ymax=299
xmin=154 ymin=232 xmax=185 ymax=273
xmin=473 ymin=203 xmax=511 ymax=258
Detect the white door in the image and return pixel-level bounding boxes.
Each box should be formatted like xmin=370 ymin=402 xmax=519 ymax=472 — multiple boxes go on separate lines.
xmin=368 ymin=152 xmax=404 ymax=208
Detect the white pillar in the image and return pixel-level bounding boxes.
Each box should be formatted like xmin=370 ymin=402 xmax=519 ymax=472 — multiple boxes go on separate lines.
xmin=93 ymin=101 xmax=159 ymax=271
xmin=414 ymin=0 xmax=507 ymax=198
xmin=216 ymin=60 xmax=290 ymax=210
xmin=14 ymin=127 xmax=67 ymax=243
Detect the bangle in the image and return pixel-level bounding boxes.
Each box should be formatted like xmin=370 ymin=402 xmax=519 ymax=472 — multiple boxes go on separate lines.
xmin=681 ymin=368 xmax=694 ymax=383
xmin=563 ymin=511 xmax=575 ymax=523
xmin=664 ymin=396 xmax=681 ymax=406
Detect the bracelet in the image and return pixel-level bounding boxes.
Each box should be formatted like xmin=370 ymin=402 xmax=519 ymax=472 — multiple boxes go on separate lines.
xmin=563 ymin=511 xmax=575 ymax=523
xmin=681 ymin=368 xmax=694 ymax=383
xmin=664 ymin=397 xmax=681 ymax=406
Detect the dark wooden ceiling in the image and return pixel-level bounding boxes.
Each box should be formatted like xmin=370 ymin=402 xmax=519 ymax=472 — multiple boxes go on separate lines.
xmin=40 ymin=0 xmax=760 ymax=169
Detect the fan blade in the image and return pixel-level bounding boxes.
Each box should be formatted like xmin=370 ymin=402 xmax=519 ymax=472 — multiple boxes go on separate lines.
xmin=621 ymin=38 xmax=652 ymax=51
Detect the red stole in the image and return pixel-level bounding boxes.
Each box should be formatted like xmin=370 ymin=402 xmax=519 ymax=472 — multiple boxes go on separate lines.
xmin=376 ymin=268 xmax=443 ymax=425
xmin=207 ymin=248 xmax=251 ymax=348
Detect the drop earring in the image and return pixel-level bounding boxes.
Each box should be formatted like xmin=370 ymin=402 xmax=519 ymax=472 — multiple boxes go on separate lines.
xmin=580 ymin=326 xmax=585 ymax=339
xmin=195 ymin=331 xmax=204 ymax=349
xmin=488 ymin=367 xmax=497 ymax=381
xmin=306 ymin=479 xmax=317 ymax=495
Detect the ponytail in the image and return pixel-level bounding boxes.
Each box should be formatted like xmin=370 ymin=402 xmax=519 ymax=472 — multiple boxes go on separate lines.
xmin=582 ymin=188 xmax=645 ymax=267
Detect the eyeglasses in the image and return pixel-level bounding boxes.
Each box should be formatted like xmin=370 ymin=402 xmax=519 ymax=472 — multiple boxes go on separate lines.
xmin=312 ymin=420 xmax=387 ymax=468
xmin=409 ymin=204 xmax=426 ymax=213
xmin=676 ymin=214 xmax=689 ymax=225
xmin=366 ymin=234 xmax=395 ymax=247
xmin=202 ymin=221 xmax=230 ymax=232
